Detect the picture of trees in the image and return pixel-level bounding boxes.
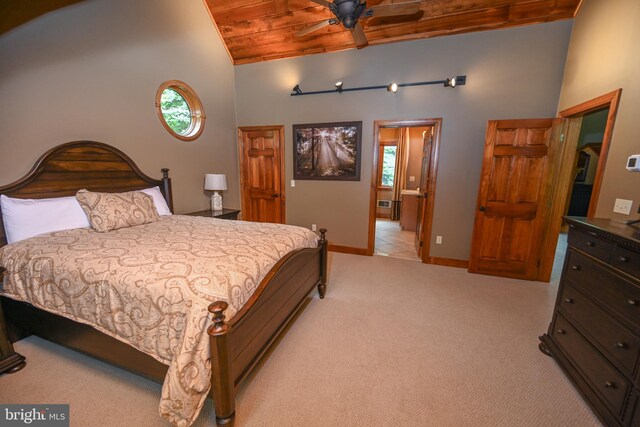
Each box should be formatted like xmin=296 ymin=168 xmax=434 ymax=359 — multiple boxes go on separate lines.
xmin=293 ymin=121 xmax=362 ymax=181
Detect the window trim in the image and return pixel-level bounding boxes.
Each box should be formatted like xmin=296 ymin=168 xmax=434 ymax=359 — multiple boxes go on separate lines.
xmin=155 ymin=80 xmax=206 ymax=141
xmin=377 ymin=140 xmax=397 ymax=190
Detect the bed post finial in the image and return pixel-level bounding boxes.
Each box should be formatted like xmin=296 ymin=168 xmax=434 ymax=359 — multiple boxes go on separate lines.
xmin=161 ymin=168 xmax=170 ymax=179
xmin=208 ymin=301 xmax=229 ymax=335
xmin=319 ymin=228 xmax=327 ymax=244
xmin=207 ymin=301 xmax=235 ymax=425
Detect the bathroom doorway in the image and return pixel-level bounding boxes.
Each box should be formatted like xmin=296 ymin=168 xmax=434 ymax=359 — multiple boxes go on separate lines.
xmin=368 ymin=119 xmax=441 ymax=262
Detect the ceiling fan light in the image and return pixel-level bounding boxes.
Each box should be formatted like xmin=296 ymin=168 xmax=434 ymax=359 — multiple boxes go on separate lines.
xmin=387 ymin=82 xmax=398 ymax=93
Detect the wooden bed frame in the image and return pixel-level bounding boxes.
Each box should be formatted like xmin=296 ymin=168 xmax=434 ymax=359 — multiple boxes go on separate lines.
xmin=0 ymin=141 xmax=328 ymax=425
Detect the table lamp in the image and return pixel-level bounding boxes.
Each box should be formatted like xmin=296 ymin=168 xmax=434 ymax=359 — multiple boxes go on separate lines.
xmin=204 ymin=174 xmax=227 ymax=211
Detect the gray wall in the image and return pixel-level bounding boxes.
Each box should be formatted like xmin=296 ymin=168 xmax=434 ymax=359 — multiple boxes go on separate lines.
xmin=234 ymin=22 xmax=572 ymax=258
xmin=0 ymin=0 xmax=238 ymax=214
xmin=558 ymin=0 xmax=640 ymax=221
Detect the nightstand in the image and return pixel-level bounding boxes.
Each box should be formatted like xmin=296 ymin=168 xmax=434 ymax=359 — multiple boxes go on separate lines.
xmin=0 ymin=268 xmax=26 ymax=375
xmin=186 ymin=209 xmax=240 ymax=220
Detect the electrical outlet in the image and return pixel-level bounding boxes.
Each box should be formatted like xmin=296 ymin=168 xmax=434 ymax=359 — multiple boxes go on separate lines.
xmin=409 ymin=176 xmax=415 ymax=182
xmin=312 ymin=224 xmax=317 ymax=231
xmin=291 ymin=180 xmax=296 ymax=188
xmin=613 ymin=198 xmax=633 ymax=215
xmin=436 ymin=236 xmax=442 ymax=244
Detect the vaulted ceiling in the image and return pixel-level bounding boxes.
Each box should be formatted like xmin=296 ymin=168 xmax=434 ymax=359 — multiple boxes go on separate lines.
xmin=206 ymin=0 xmax=581 ymax=65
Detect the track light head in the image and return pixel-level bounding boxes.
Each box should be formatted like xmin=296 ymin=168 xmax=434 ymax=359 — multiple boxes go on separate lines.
xmin=293 ymin=84 xmax=303 ymax=94
xmin=335 ymin=81 xmax=343 ymax=93
xmin=444 ymin=75 xmax=466 ymax=88
xmin=387 ymin=82 xmax=398 ymax=93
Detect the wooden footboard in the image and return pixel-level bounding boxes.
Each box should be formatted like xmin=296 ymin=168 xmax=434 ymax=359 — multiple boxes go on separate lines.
xmin=208 ymin=229 xmax=327 ymax=425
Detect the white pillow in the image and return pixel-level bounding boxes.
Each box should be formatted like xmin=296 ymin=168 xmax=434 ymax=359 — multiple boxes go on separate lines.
xmin=1 ymin=194 xmax=91 ymax=244
xmin=140 ymin=186 xmax=172 ymax=216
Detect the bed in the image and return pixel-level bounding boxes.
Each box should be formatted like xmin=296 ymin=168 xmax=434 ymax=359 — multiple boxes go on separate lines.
xmin=0 ymin=141 xmax=328 ymax=426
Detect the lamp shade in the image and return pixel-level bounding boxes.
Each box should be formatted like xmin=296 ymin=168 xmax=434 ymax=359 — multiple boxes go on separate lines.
xmin=204 ymin=174 xmax=227 ymax=191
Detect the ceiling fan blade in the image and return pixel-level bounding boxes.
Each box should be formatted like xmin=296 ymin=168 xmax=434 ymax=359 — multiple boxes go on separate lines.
xmin=369 ymin=1 xmax=422 ymax=18
xmin=308 ymin=0 xmax=332 ymax=7
xmin=350 ymin=22 xmax=369 ymax=48
xmin=296 ymin=19 xmax=332 ymax=37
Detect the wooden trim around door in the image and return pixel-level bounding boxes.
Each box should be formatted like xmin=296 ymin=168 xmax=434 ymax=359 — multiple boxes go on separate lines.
xmin=237 ymin=125 xmax=286 ymax=223
xmin=559 ymin=88 xmax=622 ymax=218
xmin=369 ymin=119 xmax=442 ymax=262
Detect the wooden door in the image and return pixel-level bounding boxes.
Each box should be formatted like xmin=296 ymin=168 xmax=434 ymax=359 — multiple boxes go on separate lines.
xmin=415 ymin=127 xmax=433 ymax=257
xmin=238 ymin=126 xmax=285 ymax=223
xmin=469 ymin=119 xmax=563 ymax=280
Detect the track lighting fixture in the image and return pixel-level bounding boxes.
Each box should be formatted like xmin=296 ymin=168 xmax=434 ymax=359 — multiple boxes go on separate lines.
xmin=291 ymin=75 xmax=466 ymax=96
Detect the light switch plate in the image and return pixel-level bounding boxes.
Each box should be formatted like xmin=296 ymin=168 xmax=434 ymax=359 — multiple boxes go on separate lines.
xmin=291 ymin=180 xmax=296 ymax=188
xmin=409 ymin=176 xmax=415 ymax=182
xmin=613 ymin=198 xmax=633 ymax=215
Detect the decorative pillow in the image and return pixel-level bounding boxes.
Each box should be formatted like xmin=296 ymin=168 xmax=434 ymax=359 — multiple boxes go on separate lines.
xmin=1 ymin=194 xmax=91 ymax=244
xmin=140 ymin=186 xmax=172 ymax=216
xmin=75 ymin=189 xmax=160 ymax=232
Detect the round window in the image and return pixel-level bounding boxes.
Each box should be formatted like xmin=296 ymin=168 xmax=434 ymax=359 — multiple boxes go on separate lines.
xmin=155 ymin=80 xmax=205 ymax=141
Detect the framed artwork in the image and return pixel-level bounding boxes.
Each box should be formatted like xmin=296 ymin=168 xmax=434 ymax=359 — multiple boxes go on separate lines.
xmin=293 ymin=121 xmax=362 ymax=181
xmin=575 ymin=151 xmax=590 ymax=182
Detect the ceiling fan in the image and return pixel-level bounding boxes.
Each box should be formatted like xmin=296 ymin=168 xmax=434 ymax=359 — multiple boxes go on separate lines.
xmin=296 ymin=0 xmax=423 ymax=48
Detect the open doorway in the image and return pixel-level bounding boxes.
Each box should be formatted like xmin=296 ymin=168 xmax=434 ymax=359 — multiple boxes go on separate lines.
xmin=538 ymin=89 xmax=622 ymax=281
xmin=368 ymin=119 xmax=441 ymax=262
xmin=563 ymin=107 xmax=608 ymax=221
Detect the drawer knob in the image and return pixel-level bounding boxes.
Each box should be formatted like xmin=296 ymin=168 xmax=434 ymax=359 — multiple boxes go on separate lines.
xmin=604 ymin=381 xmax=617 ymax=389
xmin=571 ymin=265 xmax=581 ymax=271
xmin=618 ymin=256 xmax=629 ymax=263
xmin=586 ymin=241 xmax=595 ymax=247
xmin=564 ymin=298 xmax=574 ymax=304
xmin=615 ymin=342 xmax=628 ymax=350
xmin=628 ymin=299 xmax=639 ymax=306
xmin=556 ymin=329 xmax=566 ymax=335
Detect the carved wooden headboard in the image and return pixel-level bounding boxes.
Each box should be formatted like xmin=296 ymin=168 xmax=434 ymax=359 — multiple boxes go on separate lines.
xmin=0 ymin=141 xmax=173 ymax=246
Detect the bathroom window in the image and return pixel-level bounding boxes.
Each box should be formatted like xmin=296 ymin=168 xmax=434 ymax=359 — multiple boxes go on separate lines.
xmin=377 ymin=142 xmax=397 ymax=190
xmin=155 ymin=80 xmax=206 ymax=141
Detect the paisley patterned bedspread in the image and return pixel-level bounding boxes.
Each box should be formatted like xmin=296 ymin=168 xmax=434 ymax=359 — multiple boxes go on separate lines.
xmin=0 ymin=215 xmax=319 ymax=426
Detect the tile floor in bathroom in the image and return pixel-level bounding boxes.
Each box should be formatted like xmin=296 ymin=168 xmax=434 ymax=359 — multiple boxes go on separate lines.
xmin=374 ymin=218 xmax=421 ymax=261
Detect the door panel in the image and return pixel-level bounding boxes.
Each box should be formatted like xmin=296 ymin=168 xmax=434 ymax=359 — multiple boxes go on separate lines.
xmin=238 ymin=126 xmax=285 ymax=224
xmin=469 ymin=118 xmax=563 ymax=280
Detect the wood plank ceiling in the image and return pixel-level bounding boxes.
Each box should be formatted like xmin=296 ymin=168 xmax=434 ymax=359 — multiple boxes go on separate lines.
xmin=205 ymin=0 xmax=581 ymax=65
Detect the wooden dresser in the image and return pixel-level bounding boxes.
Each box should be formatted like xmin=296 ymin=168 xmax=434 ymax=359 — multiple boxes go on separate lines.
xmin=540 ymin=217 xmax=640 ymax=426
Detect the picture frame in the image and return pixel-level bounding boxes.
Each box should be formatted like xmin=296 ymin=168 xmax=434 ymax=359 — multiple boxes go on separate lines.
xmin=293 ymin=121 xmax=362 ymax=181
xmin=575 ymin=151 xmax=590 ymax=182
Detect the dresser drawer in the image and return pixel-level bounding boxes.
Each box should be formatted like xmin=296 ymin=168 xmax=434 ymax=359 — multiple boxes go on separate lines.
xmin=569 ymin=226 xmax=613 ymax=262
xmin=612 ymin=245 xmax=640 ymax=279
xmin=560 ymin=282 xmax=640 ymax=375
xmin=553 ymin=313 xmax=630 ymax=415
xmin=566 ymin=250 xmax=640 ymax=327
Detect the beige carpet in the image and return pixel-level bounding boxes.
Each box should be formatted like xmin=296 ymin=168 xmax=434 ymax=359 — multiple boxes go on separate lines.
xmin=0 ymin=251 xmax=601 ymax=426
